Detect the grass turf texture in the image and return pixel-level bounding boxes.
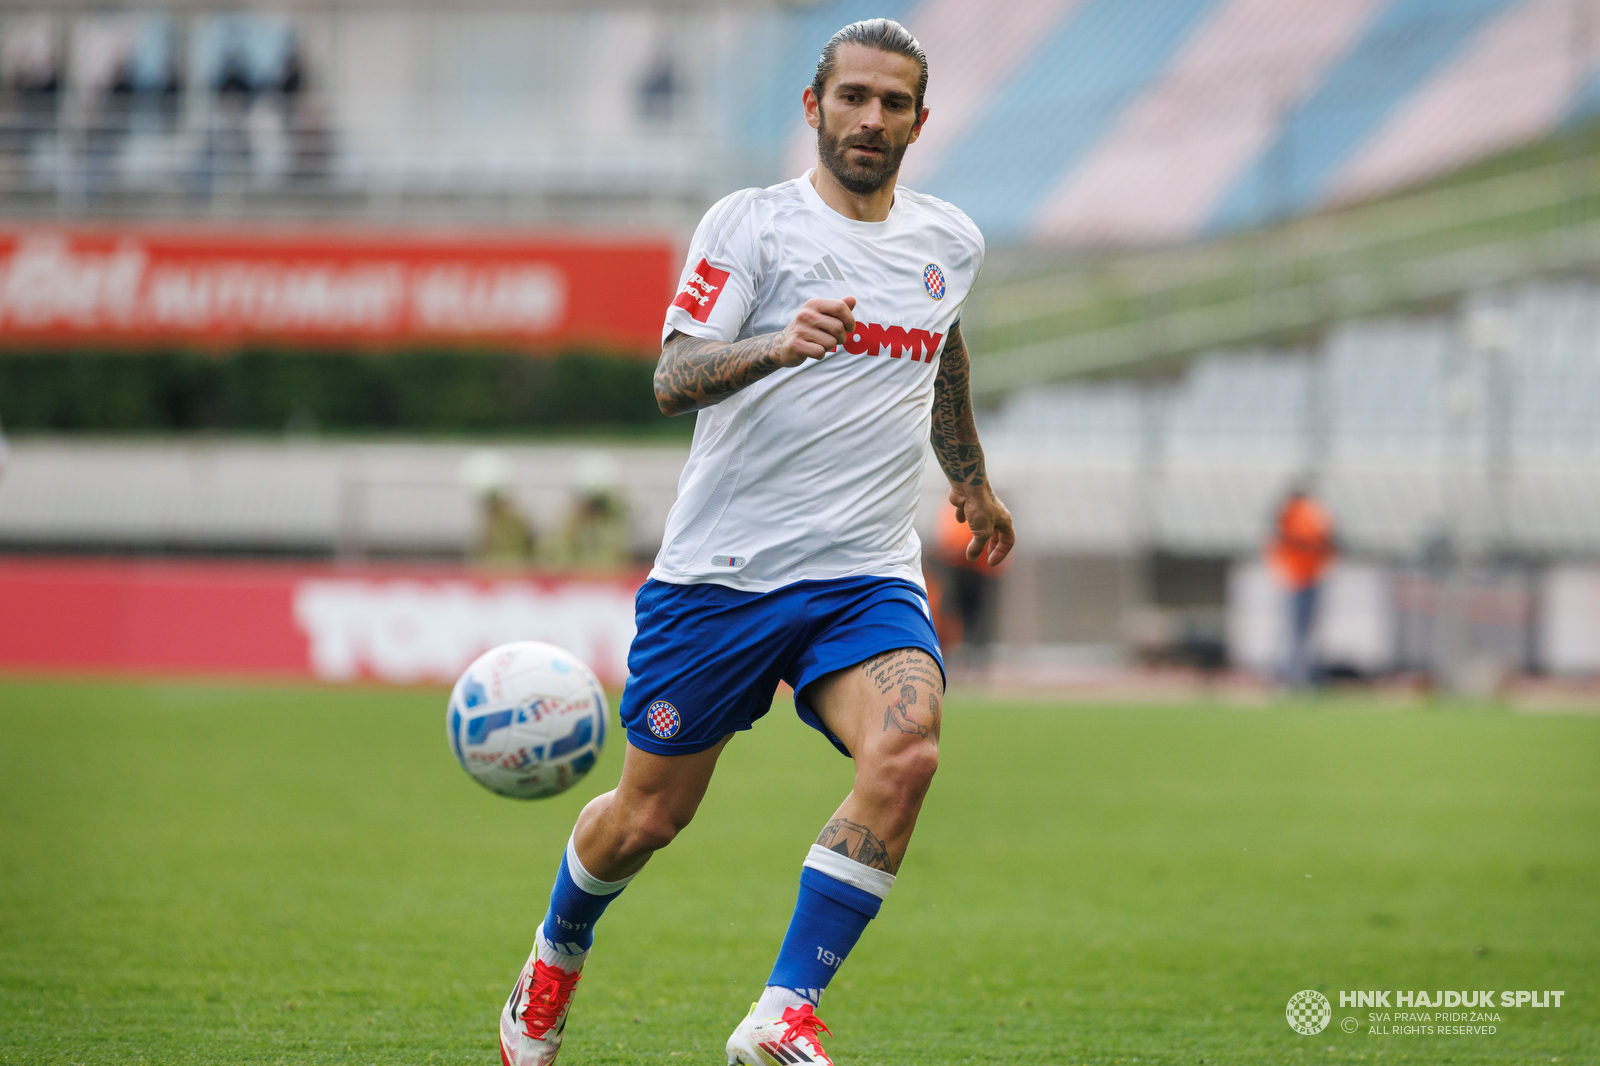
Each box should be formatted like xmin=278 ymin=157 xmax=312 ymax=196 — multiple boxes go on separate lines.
xmin=1 ymin=680 xmax=1595 ymax=1065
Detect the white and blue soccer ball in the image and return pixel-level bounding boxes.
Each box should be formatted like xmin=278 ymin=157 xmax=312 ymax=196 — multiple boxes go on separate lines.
xmin=447 ymin=641 xmax=608 ymax=800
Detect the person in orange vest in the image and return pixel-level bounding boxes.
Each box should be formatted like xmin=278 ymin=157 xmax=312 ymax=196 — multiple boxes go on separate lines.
xmin=1268 ymin=485 xmax=1337 ymax=687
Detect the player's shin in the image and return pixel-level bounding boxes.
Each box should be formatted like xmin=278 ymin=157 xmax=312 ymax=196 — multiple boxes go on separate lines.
xmin=757 ymin=844 xmax=895 ymax=1014
xmin=538 ymin=834 xmax=635 ymax=969
xmin=502 ymin=836 xmax=635 ymax=1064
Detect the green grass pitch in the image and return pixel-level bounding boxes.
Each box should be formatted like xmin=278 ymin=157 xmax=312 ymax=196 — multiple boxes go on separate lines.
xmin=1 ymin=678 xmax=1596 ymax=1065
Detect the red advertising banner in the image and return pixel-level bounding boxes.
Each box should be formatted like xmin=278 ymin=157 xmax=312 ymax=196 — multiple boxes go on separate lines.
xmin=0 ymin=557 xmax=642 ymax=687
xmin=0 ymin=228 xmax=676 ymax=352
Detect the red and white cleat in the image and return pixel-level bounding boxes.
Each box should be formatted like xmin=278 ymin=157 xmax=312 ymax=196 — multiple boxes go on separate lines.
xmin=725 ymin=1002 xmax=836 ymax=1065
xmin=499 ymin=931 xmax=584 ymax=1066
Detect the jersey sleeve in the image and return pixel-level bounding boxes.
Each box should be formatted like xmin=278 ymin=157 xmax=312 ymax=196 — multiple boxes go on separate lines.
xmin=662 ymin=190 xmax=765 ymax=344
xmin=951 ymin=213 xmax=986 ymax=314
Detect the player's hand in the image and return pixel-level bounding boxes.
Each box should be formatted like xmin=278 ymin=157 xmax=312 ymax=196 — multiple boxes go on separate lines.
xmin=949 ymin=484 xmax=1015 ymax=567
xmin=774 ymin=296 xmax=856 ymax=367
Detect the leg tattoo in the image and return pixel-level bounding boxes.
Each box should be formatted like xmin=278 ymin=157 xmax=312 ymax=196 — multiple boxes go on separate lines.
xmin=861 ymin=648 xmax=942 ymax=698
xmin=883 ymin=683 xmax=932 ymax=741
xmin=816 ymin=817 xmax=895 ymax=873
xmin=865 ymin=649 xmax=942 ymax=745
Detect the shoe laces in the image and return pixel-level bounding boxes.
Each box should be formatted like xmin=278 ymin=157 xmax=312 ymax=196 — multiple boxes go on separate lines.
xmin=780 ymin=1004 xmax=833 ymax=1049
xmin=520 ymin=960 xmax=582 ymax=1040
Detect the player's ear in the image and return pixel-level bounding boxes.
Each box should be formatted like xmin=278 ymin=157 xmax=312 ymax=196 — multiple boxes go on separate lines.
xmin=803 ymin=86 xmax=822 ymax=131
xmin=908 ymin=106 xmax=929 ymax=144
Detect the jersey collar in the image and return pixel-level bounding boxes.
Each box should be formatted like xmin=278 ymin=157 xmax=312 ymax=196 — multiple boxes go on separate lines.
xmin=797 ymin=169 xmax=905 ymax=237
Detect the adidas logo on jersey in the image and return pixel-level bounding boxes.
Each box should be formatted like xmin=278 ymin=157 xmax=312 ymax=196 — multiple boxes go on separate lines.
xmin=841 ymin=320 xmax=943 ymax=362
xmin=802 ymin=254 xmax=845 ymax=281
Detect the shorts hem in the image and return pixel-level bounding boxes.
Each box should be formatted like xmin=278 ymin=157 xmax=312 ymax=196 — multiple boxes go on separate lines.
xmin=623 ymin=725 xmax=743 ymax=757
xmin=646 ymin=567 xmax=928 ymax=596
xmin=792 ymin=638 xmax=946 ymax=702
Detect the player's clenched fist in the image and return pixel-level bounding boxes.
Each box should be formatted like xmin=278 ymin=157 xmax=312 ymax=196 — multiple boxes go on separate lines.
xmin=774 ymin=296 xmax=856 ymax=366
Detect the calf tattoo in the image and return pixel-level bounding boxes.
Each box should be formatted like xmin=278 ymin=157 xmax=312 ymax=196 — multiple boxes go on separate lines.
xmin=817 ymin=817 xmax=895 ymax=873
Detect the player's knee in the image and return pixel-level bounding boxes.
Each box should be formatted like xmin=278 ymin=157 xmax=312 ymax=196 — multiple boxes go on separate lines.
xmin=867 ymin=740 xmax=939 ymax=806
xmin=898 ymin=741 xmax=940 ymax=793
xmin=621 ymin=799 xmax=692 ymax=855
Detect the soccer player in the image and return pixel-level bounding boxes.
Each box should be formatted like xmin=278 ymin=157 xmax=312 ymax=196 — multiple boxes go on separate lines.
xmin=500 ymin=19 xmax=1014 ymax=1066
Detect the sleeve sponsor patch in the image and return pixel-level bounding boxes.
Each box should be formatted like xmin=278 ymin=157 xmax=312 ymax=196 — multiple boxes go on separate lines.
xmin=671 ymin=258 xmax=731 ymax=323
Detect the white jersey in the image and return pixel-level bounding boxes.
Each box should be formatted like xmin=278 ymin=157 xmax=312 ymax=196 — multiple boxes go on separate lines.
xmin=652 ymin=170 xmax=984 ymax=593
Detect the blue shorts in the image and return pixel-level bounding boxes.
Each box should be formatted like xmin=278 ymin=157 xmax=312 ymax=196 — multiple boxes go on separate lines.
xmin=618 ymin=575 xmax=943 ymax=758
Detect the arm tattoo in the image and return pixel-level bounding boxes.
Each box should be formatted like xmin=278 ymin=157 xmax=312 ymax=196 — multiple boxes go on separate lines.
xmin=654 ymin=331 xmax=786 ymax=416
xmin=817 ymin=817 xmax=896 ymax=873
xmin=930 ymin=323 xmax=988 ymax=488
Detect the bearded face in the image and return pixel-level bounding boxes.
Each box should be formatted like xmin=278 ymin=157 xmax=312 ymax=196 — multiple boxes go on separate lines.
xmin=815 ymin=102 xmax=912 ymax=197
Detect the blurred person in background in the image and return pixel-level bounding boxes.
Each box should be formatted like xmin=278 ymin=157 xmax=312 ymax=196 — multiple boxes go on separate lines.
xmin=1267 ymin=484 xmax=1336 ymax=688
xmin=460 ymin=449 xmax=536 ymax=567
xmin=477 ymin=491 xmax=536 ymax=565
xmin=549 ymin=452 xmax=631 ymax=573
xmin=932 ymin=499 xmax=1008 ymax=673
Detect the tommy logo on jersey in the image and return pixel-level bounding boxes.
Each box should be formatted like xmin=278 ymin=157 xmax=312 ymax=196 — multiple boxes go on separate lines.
xmin=672 ymin=258 xmax=730 ymax=323
xmin=841 ymin=320 xmax=943 ymax=362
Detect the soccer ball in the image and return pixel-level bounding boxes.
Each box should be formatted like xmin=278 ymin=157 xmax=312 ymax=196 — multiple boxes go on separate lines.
xmin=446 ymin=642 xmax=609 ymax=800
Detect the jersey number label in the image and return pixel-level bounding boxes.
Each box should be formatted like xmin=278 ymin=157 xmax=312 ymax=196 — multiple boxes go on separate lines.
xmin=672 ymin=258 xmax=731 ymax=323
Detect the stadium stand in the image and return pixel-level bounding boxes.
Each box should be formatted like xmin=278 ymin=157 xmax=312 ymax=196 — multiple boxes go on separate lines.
xmin=880 ymin=0 xmax=1082 ymax=192
xmin=979 ymin=282 xmax=1600 ymax=561
xmin=921 ymin=0 xmax=1225 ymax=243
xmin=1204 ymin=0 xmax=1522 ymax=233
xmin=783 ymin=0 xmax=1600 ymax=243
xmin=1033 ymin=0 xmax=1389 ymax=245
xmin=8 ymin=1 xmax=1600 ymax=240
xmin=1333 ymin=0 xmax=1600 ymax=202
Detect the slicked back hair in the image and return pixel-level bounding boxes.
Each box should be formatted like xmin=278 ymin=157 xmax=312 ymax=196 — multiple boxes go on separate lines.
xmin=812 ymin=19 xmax=928 ymax=116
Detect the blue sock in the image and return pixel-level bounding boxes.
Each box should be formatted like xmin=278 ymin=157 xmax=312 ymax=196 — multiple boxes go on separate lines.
xmin=765 ymin=845 xmax=896 ymax=1005
xmin=540 ymin=836 xmax=634 ymax=954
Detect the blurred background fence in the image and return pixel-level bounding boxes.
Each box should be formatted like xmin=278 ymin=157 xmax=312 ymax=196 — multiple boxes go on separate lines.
xmin=4 ymin=0 xmax=1600 ymax=692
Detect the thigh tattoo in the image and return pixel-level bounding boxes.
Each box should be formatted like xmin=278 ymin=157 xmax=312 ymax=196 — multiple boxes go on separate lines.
xmin=861 ymin=649 xmax=942 ymax=745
